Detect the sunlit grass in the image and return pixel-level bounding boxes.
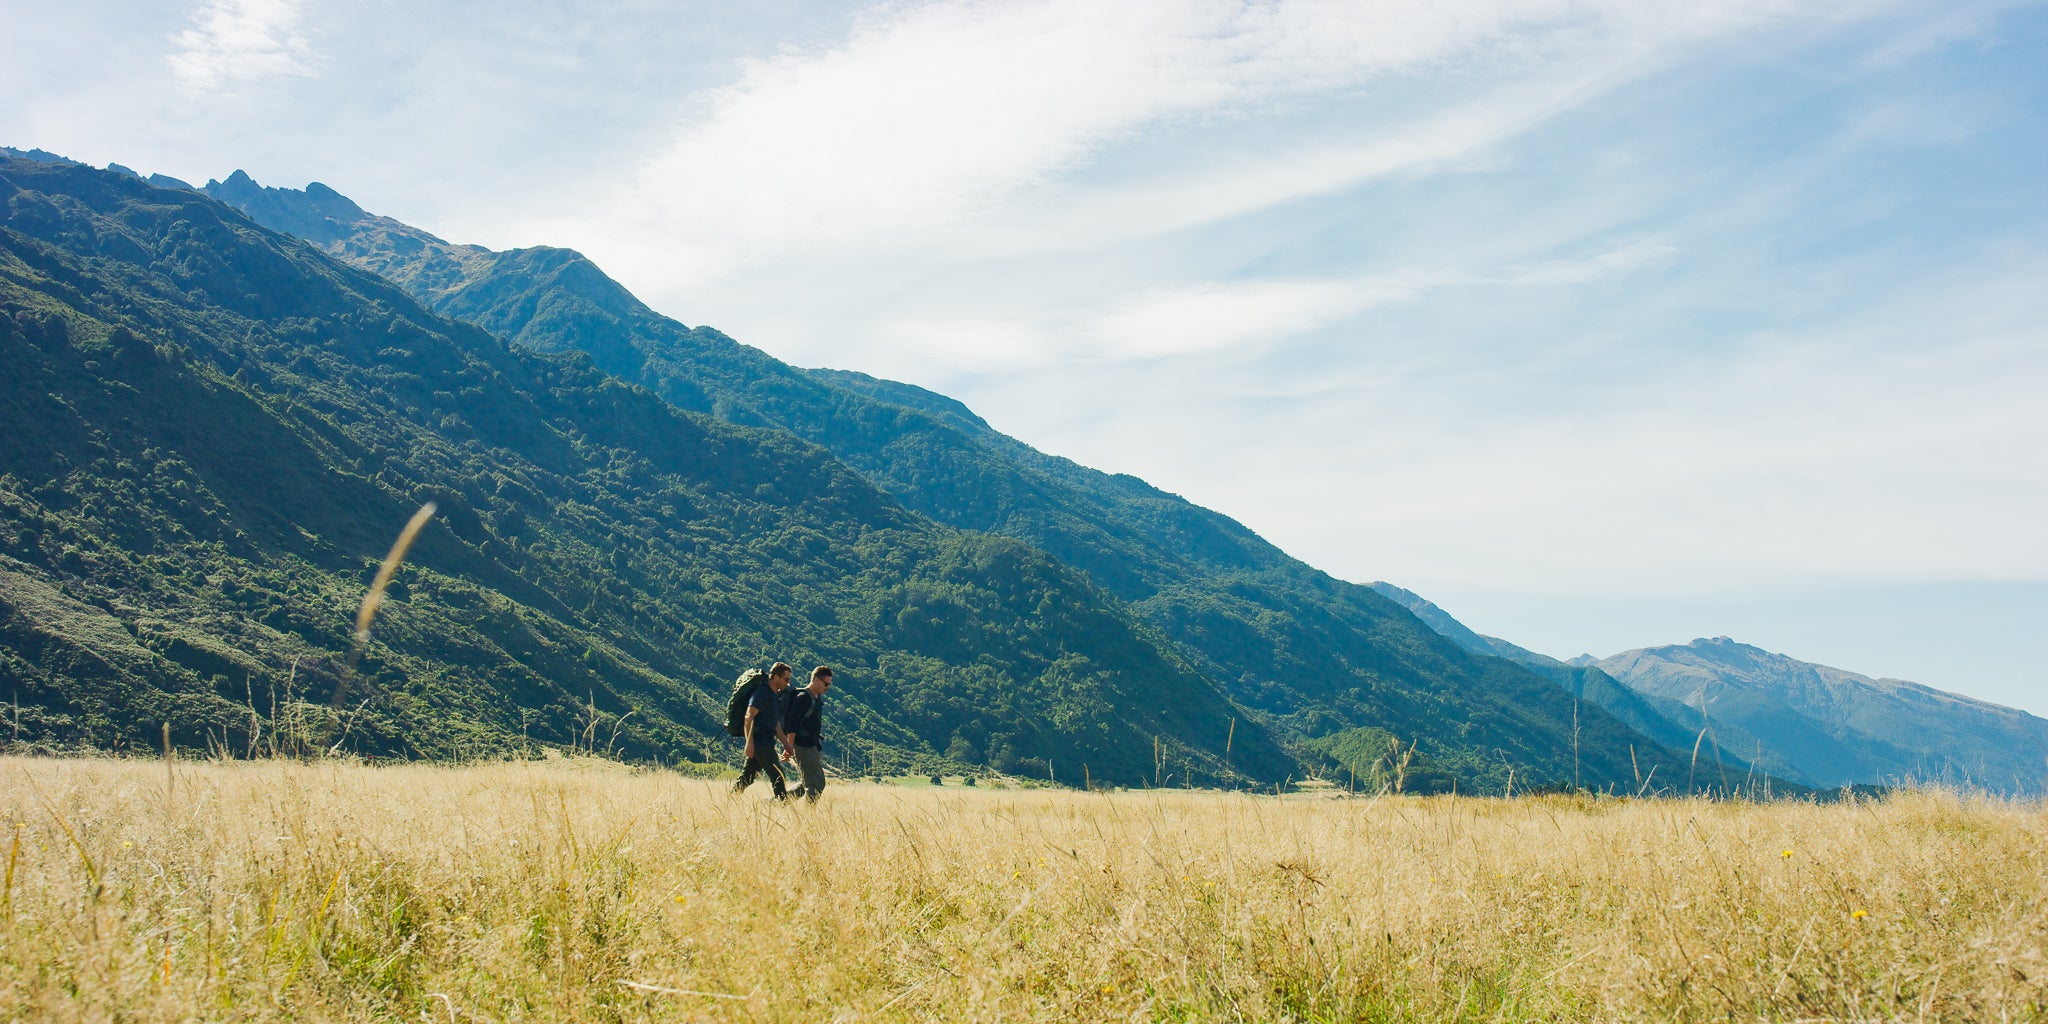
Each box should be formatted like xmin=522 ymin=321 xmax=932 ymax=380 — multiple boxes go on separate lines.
xmin=1 ymin=755 xmax=2042 ymax=1022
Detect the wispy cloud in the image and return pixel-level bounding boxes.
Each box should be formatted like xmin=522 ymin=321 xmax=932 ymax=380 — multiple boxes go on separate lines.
xmin=1079 ymin=245 xmax=2048 ymax=597
xmin=865 ymin=237 xmax=1676 ymax=369
xmin=560 ymin=0 xmax=1854 ymax=291
xmin=166 ymin=0 xmax=314 ymax=95
xmin=1082 ymin=277 xmax=1412 ymax=360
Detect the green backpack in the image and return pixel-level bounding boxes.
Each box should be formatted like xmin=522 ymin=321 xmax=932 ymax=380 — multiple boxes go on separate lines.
xmin=724 ymin=668 xmax=769 ymax=736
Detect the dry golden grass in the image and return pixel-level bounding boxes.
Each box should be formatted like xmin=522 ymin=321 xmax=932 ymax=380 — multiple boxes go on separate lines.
xmin=1 ymin=755 xmax=2043 ymax=1022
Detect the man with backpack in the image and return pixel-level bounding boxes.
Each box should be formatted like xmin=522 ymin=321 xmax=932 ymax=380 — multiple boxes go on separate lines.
xmin=732 ymin=662 xmax=795 ymax=799
xmin=783 ymin=666 xmax=833 ymax=801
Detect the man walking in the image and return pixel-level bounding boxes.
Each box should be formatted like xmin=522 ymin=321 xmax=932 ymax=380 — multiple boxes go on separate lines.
xmin=784 ymin=666 xmax=833 ymax=801
xmin=735 ymin=662 xmax=795 ymax=799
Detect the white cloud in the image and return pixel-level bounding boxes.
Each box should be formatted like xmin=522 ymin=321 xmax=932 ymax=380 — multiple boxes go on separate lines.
xmin=1499 ymin=239 xmax=1677 ymax=287
xmin=869 ymin=317 xmax=1061 ymax=373
xmin=166 ymin=0 xmax=314 ymax=95
xmin=857 ymin=236 xmax=1675 ymax=370
xmin=979 ymin=64 xmax=1631 ymax=258
xmin=1083 ymin=278 xmax=1404 ymax=359
xmin=554 ymin=0 xmax=1858 ymax=294
xmin=1054 ymin=252 xmax=2048 ymax=598
xmin=1855 ymin=0 xmax=2021 ymax=69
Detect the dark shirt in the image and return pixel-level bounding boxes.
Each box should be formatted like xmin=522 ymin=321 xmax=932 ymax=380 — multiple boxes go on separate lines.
xmin=785 ymin=689 xmax=823 ymax=749
xmin=746 ymin=682 xmax=782 ymax=741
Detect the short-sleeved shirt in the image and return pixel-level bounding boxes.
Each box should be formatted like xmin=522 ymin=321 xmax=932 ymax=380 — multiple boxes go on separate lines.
xmin=784 ymin=690 xmax=823 ymax=749
xmin=746 ymin=682 xmax=782 ymax=739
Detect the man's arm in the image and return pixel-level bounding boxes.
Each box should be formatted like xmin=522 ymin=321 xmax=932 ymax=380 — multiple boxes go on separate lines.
xmin=743 ymin=705 xmax=759 ymax=758
xmin=779 ymin=692 xmax=806 ymax=759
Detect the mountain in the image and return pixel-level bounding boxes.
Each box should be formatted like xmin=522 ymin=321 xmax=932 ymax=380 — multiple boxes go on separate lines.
xmin=1367 ymin=573 xmax=2048 ymax=795
xmin=199 ymin=171 xmax=1748 ymax=796
xmin=1594 ymin=638 xmax=2048 ymax=795
xmin=0 ymin=146 xmax=77 ymax=167
xmin=1364 ymin=581 xmax=1792 ymax=787
xmin=1 ymin=153 xmax=1297 ymax=784
xmin=1365 ymin=582 xmax=1532 ymax=662
xmin=0 ymin=147 xmax=194 ymax=193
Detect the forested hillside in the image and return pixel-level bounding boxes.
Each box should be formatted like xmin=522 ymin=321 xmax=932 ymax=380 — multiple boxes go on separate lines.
xmin=199 ymin=170 xmax=1751 ymax=794
xmin=0 ymin=155 xmax=1295 ymax=784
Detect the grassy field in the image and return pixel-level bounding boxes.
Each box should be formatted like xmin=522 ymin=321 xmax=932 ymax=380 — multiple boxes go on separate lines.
xmin=1 ymin=755 xmax=2042 ymax=1022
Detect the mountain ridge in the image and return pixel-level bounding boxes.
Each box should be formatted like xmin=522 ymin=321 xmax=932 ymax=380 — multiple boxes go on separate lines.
xmin=1364 ymin=578 xmax=2046 ymax=795
xmin=1594 ymin=637 xmax=2048 ymax=794
xmin=1364 ymin=581 xmax=1796 ymax=784
xmin=2 ymin=153 xmax=1293 ymax=784
xmin=191 ymin=169 xmax=1776 ymax=796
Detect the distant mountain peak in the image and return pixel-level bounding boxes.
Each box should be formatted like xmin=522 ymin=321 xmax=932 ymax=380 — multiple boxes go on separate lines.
xmin=2 ymin=147 xmax=192 ymax=192
xmin=1 ymin=145 xmax=80 ymax=166
xmin=1595 ymin=638 xmax=2048 ymax=794
xmin=204 ymin=170 xmax=374 ymax=245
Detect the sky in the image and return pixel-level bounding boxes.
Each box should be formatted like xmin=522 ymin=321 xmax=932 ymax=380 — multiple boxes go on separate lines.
xmin=4 ymin=0 xmax=2045 ymax=714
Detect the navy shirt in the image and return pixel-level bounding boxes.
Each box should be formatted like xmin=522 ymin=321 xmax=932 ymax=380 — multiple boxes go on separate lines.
xmin=746 ymin=681 xmax=782 ymax=740
xmin=785 ymin=689 xmax=823 ymax=749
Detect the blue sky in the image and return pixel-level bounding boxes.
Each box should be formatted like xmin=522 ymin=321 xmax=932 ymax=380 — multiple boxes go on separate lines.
xmin=5 ymin=0 xmax=2044 ymax=713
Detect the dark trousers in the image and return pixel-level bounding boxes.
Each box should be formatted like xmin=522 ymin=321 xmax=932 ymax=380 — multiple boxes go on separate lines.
xmin=791 ymin=745 xmax=825 ymax=802
xmin=734 ymin=744 xmax=788 ymax=799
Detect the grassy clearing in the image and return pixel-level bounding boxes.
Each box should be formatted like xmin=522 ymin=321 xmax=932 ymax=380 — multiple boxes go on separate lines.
xmin=1 ymin=755 xmax=2042 ymax=1022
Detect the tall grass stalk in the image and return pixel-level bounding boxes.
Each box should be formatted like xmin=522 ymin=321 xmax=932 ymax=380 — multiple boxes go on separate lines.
xmin=326 ymin=502 xmax=435 ymax=727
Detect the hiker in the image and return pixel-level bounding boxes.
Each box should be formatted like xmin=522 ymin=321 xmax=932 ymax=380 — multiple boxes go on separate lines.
xmin=784 ymin=665 xmax=833 ymax=801
xmin=734 ymin=662 xmax=795 ymax=799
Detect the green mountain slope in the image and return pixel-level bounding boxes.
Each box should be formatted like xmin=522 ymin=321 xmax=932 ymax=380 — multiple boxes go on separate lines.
xmin=0 ymin=154 xmax=1294 ymax=784
xmin=200 ymin=172 xmax=1742 ymax=795
xmin=1594 ymin=638 xmax=2048 ymax=795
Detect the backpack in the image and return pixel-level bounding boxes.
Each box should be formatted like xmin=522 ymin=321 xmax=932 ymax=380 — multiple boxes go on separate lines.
xmin=724 ymin=668 xmax=769 ymax=736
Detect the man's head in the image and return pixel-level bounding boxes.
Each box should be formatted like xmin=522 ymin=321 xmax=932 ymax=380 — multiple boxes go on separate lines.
xmin=769 ymin=662 xmax=793 ymax=690
xmin=808 ymin=665 xmax=833 ymax=695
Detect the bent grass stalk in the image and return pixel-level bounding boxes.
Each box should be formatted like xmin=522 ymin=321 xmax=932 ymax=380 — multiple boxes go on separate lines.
xmin=326 ymin=502 xmax=436 ymax=741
